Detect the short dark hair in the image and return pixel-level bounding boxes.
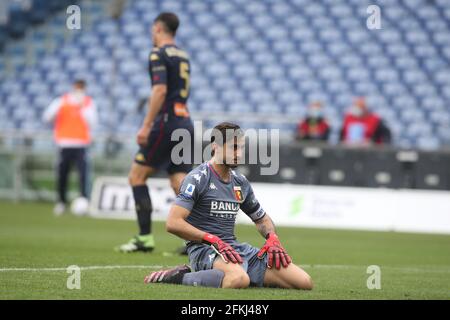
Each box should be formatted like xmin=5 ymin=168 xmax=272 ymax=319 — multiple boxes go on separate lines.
xmin=154 ymin=12 xmax=179 ymax=36
xmin=73 ymin=79 xmax=86 ymax=88
xmin=211 ymin=122 xmax=243 ymax=157
xmin=211 ymin=122 xmax=244 ymax=145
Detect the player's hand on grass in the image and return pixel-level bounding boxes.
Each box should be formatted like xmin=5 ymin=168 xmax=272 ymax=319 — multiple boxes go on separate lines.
xmin=257 ymin=232 xmax=292 ymax=269
xmin=136 ymin=125 xmax=152 ymax=147
xmin=202 ymin=233 xmax=243 ymax=264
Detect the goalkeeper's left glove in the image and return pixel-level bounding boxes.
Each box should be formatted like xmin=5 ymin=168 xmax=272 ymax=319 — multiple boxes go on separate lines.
xmin=257 ymin=232 xmax=292 ymax=269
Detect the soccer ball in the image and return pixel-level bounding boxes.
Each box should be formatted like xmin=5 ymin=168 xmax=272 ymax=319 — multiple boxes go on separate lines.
xmin=70 ymin=197 xmax=90 ymax=216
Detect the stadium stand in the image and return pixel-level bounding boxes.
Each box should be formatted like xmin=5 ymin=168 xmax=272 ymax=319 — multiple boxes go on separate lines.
xmin=0 ymin=0 xmax=79 ymax=42
xmin=0 ymin=0 xmax=450 ymax=150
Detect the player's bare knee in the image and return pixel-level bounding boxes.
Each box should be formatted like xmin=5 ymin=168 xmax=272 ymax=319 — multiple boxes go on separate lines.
xmin=240 ymin=273 xmax=251 ymax=288
xmin=223 ymin=271 xmax=250 ymax=289
xmin=128 ymin=169 xmax=146 ymax=186
xmin=302 ymin=275 xmax=314 ymax=290
xmin=229 ymin=274 xmax=250 ymax=289
xmin=307 ymin=277 xmax=314 ymax=290
xmin=294 ymin=274 xmax=314 ymax=290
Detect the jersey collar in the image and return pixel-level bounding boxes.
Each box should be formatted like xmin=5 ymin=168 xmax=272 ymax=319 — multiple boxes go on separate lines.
xmin=207 ymin=161 xmax=232 ymax=184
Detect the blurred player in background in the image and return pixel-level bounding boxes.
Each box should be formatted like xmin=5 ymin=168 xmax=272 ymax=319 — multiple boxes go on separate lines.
xmin=117 ymin=12 xmax=194 ymax=253
xmin=296 ymin=101 xmax=330 ymax=142
xmin=42 ymin=79 xmax=98 ymax=215
xmin=144 ymin=122 xmax=313 ymax=290
xmin=339 ymin=97 xmax=391 ymax=146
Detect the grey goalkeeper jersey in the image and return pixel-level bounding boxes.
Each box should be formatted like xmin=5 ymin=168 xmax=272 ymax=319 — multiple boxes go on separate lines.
xmin=174 ymin=162 xmax=266 ymax=243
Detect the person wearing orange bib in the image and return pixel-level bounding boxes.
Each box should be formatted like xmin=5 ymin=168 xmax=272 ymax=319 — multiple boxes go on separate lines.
xmin=43 ymin=80 xmax=97 ymax=215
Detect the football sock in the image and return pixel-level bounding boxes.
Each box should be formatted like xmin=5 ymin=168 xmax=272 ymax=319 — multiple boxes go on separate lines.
xmin=132 ymin=185 xmax=152 ymax=235
xmin=182 ymin=269 xmax=225 ymax=288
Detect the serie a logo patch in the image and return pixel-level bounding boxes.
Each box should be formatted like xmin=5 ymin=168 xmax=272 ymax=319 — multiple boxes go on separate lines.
xmin=185 ymin=184 xmax=195 ymax=196
xmin=233 ymin=186 xmax=243 ymax=202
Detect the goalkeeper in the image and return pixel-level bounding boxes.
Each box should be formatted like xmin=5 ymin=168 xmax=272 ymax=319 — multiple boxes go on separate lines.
xmin=144 ymin=122 xmax=313 ymax=289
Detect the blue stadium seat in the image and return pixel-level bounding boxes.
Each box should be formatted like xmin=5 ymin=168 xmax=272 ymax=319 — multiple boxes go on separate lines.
xmin=0 ymin=0 xmax=449 ymax=149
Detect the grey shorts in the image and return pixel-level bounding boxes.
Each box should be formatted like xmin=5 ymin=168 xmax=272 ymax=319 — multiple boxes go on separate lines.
xmin=187 ymin=241 xmax=268 ymax=287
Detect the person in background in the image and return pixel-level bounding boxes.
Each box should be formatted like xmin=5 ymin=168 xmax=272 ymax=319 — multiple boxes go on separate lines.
xmin=117 ymin=12 xmax=194 ymax=253
xmin=42 ymin=79 xmax=98 ymax=215
xmin=296 ymin=101 xmax=330 ymax=142
xmin=339 ymin=97 xmax=391 ymax=146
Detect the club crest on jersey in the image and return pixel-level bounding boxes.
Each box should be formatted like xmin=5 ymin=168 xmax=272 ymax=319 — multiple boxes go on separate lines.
xmin=233 ymin=186 xmax=243 ymax=202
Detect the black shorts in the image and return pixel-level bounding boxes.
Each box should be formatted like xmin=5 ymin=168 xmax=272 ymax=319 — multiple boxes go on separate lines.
xmin=134 ymin=120 xmax=194 ymax=175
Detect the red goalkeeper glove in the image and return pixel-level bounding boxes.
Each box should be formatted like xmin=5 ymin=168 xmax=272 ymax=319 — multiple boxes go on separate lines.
xmin=257 ymin=233 xmax=292 ymax=269
xmin=202 ymin=233 xmax=243 ymax=264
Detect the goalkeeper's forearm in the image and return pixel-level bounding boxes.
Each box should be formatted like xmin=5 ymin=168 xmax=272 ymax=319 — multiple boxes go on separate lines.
xmin=166 ymin=217 xmax=207 ymax=243
xmin=166 ymin=205 xmax=207 ymax=243
xmin=254 ymin=214 xmax=277 ymax=239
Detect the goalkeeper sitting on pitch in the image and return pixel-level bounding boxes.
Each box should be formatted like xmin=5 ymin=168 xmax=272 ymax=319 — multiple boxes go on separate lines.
xmin=144 ymin=122 xmax=313 ymax=289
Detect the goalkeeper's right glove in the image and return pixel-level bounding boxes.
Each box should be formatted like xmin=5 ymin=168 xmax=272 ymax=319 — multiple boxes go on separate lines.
xmin=202 ymin=233 xmax=243 ymax=264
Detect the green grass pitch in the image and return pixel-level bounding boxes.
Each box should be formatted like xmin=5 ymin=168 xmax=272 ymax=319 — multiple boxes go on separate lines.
xmin=0 ymin=200 xmax=449 ymax=299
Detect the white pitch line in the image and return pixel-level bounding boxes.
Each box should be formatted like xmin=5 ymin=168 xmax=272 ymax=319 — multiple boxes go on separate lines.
xmin=0 ymin=264 xmax=449 ymax=273
xmin=0 ymin=265 xmax=165 ymax=272
xmin=300 ymin=265 xmax=450 ymax=273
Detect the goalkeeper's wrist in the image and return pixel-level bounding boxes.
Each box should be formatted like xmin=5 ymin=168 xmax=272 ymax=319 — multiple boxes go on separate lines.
xmin=202 ymin=233 xmax=221 ymax=244
xmin=265 ymin=232 xmax=278 ymax=240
